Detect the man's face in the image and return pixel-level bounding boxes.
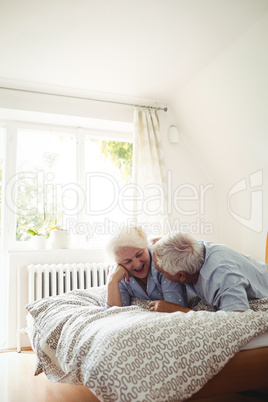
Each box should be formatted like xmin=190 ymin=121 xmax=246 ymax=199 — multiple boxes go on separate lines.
xmin=153 ymin=254 xmax=180 ymax=282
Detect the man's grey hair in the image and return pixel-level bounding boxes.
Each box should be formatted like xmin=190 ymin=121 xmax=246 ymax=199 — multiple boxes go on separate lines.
xmin=152 ymin=232 xmax=205 ymax=275
xmin=106 ymin=224 xmax=148 ymax=260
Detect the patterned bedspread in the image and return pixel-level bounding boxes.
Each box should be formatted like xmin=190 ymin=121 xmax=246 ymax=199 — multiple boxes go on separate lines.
xmin=26 ymin=287 xmax=268 ymax=402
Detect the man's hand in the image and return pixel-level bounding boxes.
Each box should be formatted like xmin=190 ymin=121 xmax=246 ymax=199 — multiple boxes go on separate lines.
xmin=149 ymin=237 xmax=162 ymax=245
xmin=149 ymin=300 xmax=191 ymax=313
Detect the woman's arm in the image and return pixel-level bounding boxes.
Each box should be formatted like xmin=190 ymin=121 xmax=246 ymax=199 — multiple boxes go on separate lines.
xmin=106 ymin=264 xmax=131 ymax=307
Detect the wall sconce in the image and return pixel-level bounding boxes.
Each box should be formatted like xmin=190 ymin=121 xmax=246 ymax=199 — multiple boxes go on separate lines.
xmin=168 ymin=125 xmax=180 ymax=144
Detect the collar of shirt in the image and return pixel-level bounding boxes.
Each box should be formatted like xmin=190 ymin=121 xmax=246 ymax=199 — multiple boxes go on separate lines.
xmin=148 ymin=249 xmax=162 ymax=293
xmin=127 ymin=249 xmax=162 ymax=296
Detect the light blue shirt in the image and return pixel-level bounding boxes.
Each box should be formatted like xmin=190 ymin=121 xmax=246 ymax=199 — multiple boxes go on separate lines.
xmin=107 ymin=250 xmax=188 ymax=308
xmin=189 ymin=241 xmax=268 ymax=311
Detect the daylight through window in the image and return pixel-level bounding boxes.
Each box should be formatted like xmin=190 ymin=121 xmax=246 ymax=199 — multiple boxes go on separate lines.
xmin=2 ymin=122 xmax=133 ymax=247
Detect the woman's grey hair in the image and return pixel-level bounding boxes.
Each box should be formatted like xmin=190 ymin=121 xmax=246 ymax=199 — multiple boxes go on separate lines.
xmin=106 ymin=224 xmax=148 ymax=260
xmin=152 ymin=232 xmax=205 ymax=275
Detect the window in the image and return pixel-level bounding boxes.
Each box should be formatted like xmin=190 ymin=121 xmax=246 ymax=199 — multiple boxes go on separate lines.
xmin=2 ymin=122 xmax=133 ymax=247
xmin=0 ymin=126 xmax=6 ymax=348
xmin=82 ymin=136 xmax=133 ymax=242
xmin=0 ymin=127 xmax=4 ymax=237
xmin=0 ymin=116 xmax=133 ymax=350
xmin=16 ymin=127 xmax=77 ymax=241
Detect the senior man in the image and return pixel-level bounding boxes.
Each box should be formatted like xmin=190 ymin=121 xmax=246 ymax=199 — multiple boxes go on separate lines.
xmin=150 ymin=232 xmax=268 ymax=313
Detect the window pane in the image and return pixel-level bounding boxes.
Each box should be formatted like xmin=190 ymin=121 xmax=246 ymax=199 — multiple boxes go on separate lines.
xmin=0 ymin=127 xmax=5 ymax=237
xmin=16 ymin=128 xmax=76 ymax=241
xmin=0 ymin=127 xmax=5 ymax=347
xmin=83 ymin=137 xmax=133 ymax=242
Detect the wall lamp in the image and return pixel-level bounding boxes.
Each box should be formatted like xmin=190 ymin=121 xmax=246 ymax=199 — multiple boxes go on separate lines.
xmin=168 ymin=125 xmax=180 ymax=144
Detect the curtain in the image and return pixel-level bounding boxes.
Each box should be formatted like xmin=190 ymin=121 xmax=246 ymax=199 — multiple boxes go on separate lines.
xmin=132 ymin=108 xmax=169 ymax=236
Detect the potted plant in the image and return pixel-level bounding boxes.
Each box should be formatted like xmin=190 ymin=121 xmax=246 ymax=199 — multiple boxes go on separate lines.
xmin=47 ymin=214 xmax=69 ymax=249
xmin=19 ymin=224 xmax=49 ymax=249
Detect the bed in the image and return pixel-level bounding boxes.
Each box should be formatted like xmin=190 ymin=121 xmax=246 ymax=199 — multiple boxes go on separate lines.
xmin=25 ymin=285 xmax=268 ymax=401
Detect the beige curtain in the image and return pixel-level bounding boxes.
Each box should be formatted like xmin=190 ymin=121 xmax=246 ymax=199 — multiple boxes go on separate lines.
xmin=132 ymin=108 xmax=169 ymax=236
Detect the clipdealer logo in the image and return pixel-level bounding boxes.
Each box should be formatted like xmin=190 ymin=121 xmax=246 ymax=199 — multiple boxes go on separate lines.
xmin=227 ymin=170 xmax=263 ymax=232
xmin=5 ymin=170 xmax=215 ymax=236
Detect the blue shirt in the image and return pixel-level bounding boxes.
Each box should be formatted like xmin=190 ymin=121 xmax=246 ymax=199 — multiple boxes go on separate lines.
xmin=107 ymin=250 xmax=187 ymax=308
xmin=189 ymin=241 xmax=268 ymax=311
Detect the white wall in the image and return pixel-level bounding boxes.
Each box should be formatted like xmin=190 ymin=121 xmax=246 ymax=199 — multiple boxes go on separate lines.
xmin=157 ymin=111 xmax=219 ymax=242
xmin=169 ymin=13 xmax=268 ymax=260
xmin=0 ymin=86 xmax=133 ymax=125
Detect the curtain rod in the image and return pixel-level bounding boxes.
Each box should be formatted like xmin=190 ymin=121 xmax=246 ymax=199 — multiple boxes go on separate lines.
xmin=0 ymin=86 xmax=168 ymax=112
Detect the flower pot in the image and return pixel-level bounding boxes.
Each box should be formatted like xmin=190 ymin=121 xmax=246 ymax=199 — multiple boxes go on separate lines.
xmin=31 ymin=235 xmax=46 ymax=249
xmin=50 ymin=230 xmax=69 ymax=249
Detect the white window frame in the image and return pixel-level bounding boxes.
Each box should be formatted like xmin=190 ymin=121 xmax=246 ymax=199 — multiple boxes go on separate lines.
xmin=0 ymin=124 xmax=6 ymax=243
xmin=1 ymin=119 xmax=133 ymax=250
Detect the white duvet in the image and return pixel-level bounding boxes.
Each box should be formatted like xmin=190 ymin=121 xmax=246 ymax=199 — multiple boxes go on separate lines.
xmin=26 ymin=287 xmax=268 ymax=401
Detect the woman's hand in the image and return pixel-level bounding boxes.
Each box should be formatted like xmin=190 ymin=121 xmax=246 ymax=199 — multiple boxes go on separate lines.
xmin=109 ymin=264 xmax=131 ymax=284
xmin=149 ymin=300 xmax=191 ymax=313
xmin=107 ymin=264 xmax=131 ymax=308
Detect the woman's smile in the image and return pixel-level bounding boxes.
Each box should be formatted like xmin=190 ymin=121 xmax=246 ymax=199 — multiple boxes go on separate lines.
xmin=134 ymin=264 xmax=145 ymax=274
xmin=116 ymin=247 xmax=151 ymax=279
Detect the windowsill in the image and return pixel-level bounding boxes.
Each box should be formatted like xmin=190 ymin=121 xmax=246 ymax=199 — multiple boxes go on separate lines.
xmin=7 ymin=242 xmax=106 ymax=253
xmin=7 ymin=243 xmax=106 ymax=253
xmin=7 ymin=248 xmax=93 ymax=253
xmin=7 ymin=247 xmax=110 ymax=265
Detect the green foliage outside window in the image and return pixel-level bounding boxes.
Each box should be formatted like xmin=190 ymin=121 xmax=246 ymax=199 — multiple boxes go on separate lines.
xmin=16 ymin=173 xmax=55 ymax=241
xmin=99 ymin=140 xmax=133 ymax=183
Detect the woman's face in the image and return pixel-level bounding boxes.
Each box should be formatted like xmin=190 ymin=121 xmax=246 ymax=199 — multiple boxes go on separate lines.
xmin=115 ymin=247 xmax=151 ymax=279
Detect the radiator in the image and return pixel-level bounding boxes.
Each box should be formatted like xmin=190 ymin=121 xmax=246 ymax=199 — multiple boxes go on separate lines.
xmin=27 ymin=262 xmax=108 ymax=303
xmin=17 ymin=262 xmax=108 ymax=352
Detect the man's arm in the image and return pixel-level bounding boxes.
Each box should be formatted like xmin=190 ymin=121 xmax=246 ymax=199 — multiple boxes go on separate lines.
xmin=149 ymin=300 xmax=191 ymax=313
xmin=212 ymin=275 xmax=250 ymax=312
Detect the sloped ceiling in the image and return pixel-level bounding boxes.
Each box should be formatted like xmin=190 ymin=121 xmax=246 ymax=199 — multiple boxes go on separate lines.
xmin=0 ymin=0 xmax=268 ymax=103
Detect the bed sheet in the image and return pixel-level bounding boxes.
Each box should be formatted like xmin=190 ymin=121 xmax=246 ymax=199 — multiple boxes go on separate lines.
xmin=26 ymin=287 xmax=268 ymax=402
xmin=241 ymin=332 xmax=268 ymax=350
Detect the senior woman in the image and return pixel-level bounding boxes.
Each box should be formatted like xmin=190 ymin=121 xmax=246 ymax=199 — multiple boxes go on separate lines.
xmin=106 ymin=224 xmax=190 ymax=312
